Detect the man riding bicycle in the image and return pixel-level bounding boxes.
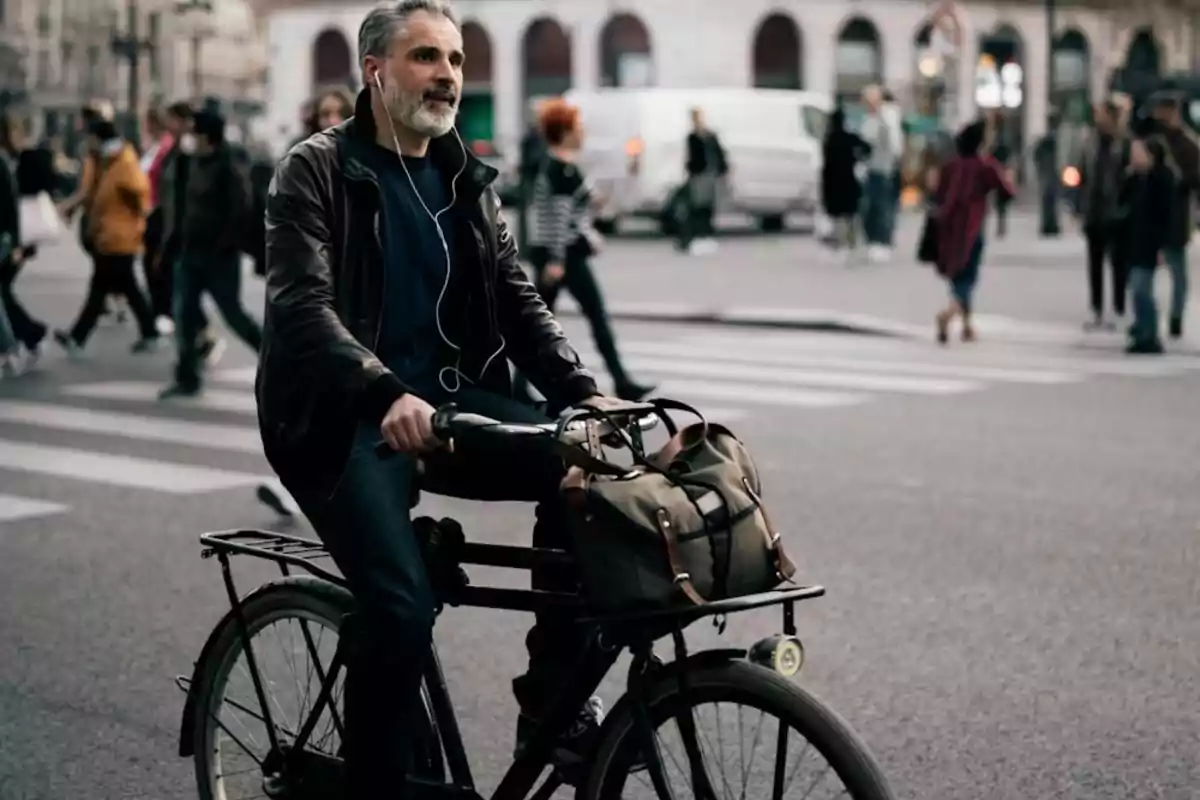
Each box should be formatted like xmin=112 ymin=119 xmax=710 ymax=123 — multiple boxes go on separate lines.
xmin=255 ymin=1 xmax=624 ymax=796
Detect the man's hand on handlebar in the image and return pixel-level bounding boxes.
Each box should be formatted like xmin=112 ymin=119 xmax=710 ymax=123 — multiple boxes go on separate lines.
xmin=379 ymin=394 xmax=448 ymax=454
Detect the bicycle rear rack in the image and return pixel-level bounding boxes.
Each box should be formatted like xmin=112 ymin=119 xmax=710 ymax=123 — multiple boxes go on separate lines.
xmin=201 ymin=528 xmax=344 ymax=585
xmin=198 ymin=526 xmax=587 ymax=613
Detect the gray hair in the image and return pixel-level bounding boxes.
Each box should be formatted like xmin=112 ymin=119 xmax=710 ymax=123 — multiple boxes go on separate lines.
xmin=358 ymin=0 xmax=459 ymax=66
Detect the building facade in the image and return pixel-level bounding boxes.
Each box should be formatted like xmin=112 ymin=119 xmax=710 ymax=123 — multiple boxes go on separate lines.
xmin=253 ymin=0 xmax=1200 ymax=161
xmin=0 ymin=0 xmax=266 ymax=147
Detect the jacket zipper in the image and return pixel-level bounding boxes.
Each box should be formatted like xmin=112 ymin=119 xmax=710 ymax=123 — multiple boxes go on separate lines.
xmin=371 ymin=209 xmax=384 ymax=351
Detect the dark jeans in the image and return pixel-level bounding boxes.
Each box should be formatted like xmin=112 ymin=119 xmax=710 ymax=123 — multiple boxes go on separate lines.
xmin=143 ymin=209 xmax=174 ymax=319
xmin=68 ymin=253 xmax=157 ymax=345
xmin=528 ymin=244 xmax=631 ymax=391
xmin=0 ymin=259 xmax=47 ymax=349
xmin=1128 ymin=266 xmax=1159 ymax=344
xmin=1086 ymin=226 xmax=1128 ymax=317
xmin=949 ymin=235 xmax=984 ymax=314
xmin=861 ymin=171 xmax=894 ymax=246
xmin=290 ymin=387 xmax=581 ymax=798
xmin=174 ymin=249 xmax=262 ymax=389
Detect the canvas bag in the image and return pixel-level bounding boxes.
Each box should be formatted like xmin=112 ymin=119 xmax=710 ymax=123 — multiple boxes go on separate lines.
xmin=19 ymin=192 xmax=65 ymax=245
xmin=557 ymin=400 xmax=796 ymax=612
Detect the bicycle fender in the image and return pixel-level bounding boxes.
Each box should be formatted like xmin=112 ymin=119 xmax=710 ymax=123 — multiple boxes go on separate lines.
xmin=177 ymin=575 xmax=355 ymax=758
xmin=590 ymin=647 xmax=747 ymax=748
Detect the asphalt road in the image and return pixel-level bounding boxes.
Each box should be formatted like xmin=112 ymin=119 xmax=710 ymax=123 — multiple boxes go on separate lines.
xmin=1 ymin=259 xmax=1199 ymax=799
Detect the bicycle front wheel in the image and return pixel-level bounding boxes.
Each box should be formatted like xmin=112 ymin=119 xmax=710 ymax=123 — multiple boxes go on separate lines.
xmin=581 ymin=659 xmax=895 ymax=800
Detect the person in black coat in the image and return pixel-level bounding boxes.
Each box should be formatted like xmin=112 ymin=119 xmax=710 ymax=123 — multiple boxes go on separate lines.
xmin=1122 ymin=135 xmax=1178 ymax=354
xmin=821 ymin=107 xmax=871 ymax=254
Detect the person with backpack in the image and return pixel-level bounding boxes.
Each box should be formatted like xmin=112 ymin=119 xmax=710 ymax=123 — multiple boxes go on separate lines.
xmin=158 ymin=109 xmax=262 ymax=399
xmin=52 ymin=118 xmax=161 ymax=355
xmin=1076 ymin=100 xmax=1132 ymax=331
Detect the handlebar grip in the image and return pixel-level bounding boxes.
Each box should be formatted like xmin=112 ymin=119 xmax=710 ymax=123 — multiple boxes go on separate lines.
xmin=430 ymin=402 xmax=459 ymax=441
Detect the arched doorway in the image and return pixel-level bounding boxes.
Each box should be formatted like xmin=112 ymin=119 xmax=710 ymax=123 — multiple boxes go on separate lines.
xmin=976 ymin=24 xmax=1025 ymax=164
xmin=312 ymin=28 xmax=352 ymax=91
xmin=521 ymin=17 xmax=572 ymax=109
xmin=1114 ymin=28 xmax=1161 ymax=102
xmin=751 ymin=12 xmax=802 ymax=89
xmin=599 ymin=13 xmax=653 ymax=87
xmin=459 ymin=21 xmax=495 ymax=158
xmin=1052 ymin=29 xmax=1090 ymax=124
xmin=835 ymin=17 xmax=882 ymax=119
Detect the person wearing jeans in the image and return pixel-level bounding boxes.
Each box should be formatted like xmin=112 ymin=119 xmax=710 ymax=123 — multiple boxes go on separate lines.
xmin=159 ymin=109 xmax=261 ymax=399
xmin=1120 ymin=137 xmax=1175 ymax=354
xmin=1161 ymin=247 xmax=1190 ymax=338
xmin=858 ymin=86 xmax=902 ymax=262
xmin=1150 ymin=92 xmax=1199 ymax=340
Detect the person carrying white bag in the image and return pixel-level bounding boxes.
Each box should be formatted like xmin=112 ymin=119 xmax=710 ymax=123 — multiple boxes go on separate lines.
xmin=0 ymin=112 xmax=49 ymax=361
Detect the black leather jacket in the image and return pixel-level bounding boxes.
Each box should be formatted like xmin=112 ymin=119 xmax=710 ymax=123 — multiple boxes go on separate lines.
xmin=256 ymin=89 xmax=598 ymax=499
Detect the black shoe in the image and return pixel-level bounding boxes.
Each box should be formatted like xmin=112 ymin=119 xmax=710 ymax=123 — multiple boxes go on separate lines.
xmin=130 ymin=335 xmax=161 ymax=353
xmin=1168 ymin=317 xmax=1183 ymax=339
xmin=514 ymin=696 xmax=605 ymax=780
xmin=1125 ymin=338 xmax=1164 ymax=355
xmin=158 ymin=381 xmax=201 ymax=400
xmin=53 ymin=329 xmax=82 ymax=357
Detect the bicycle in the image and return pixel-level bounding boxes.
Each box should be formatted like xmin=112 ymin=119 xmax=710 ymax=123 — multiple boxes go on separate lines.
xmin=176 ymin=401 xmax=896 ymax=800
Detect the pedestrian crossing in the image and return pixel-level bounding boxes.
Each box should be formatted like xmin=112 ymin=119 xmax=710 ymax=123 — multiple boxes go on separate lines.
xmin=1 ymin=328 xmax=1198 ymax=523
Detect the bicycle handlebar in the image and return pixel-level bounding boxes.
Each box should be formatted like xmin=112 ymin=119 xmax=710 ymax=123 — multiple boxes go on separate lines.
xmin=374 ymin=400 xmax=660 ymax=459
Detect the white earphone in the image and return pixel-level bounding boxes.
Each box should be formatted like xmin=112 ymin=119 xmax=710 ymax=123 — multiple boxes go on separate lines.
xmin=372 ymin=71 xmax=507 ymax=394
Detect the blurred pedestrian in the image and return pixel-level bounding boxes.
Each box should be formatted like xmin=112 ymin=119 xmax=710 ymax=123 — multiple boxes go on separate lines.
xmin=159 ymin=109 xmax=261 ymax=399
xmin=1122 ymin=135 xmax=1177 ymax=354
xmin=521 ymin=98 xmax=653 ymax=403
xmin=0 ymin=112 xmax=48 ymax=362
xmin=859 ymin=85 xmax=902 ymax=262
xmin=1148 ymin=91 xmax=1198 ymax=340
xmin=678 ymin=106 xmax=728 ymax=255
xmin=931 ymin=119 xmax=1016 ymax=344
xmin=53 ymin=118 xmax=160 ymax=355
xmin=820 ymin=107 xmax=871 ymax=259
xmin=1076 ymin=100 xmax=1132 ymax=331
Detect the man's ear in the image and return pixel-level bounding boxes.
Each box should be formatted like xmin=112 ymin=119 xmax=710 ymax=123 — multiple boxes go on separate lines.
xmin=363 ymin=57 xmax=384 ymax=89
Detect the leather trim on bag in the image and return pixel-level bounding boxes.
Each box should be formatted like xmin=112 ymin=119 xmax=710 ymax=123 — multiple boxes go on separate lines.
xmin=654 ymin=507 xmax=706 ymax=605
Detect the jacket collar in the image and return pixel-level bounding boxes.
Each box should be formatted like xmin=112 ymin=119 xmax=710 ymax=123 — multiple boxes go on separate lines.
xmin=337 ymin=88 xmax=497 ymax=201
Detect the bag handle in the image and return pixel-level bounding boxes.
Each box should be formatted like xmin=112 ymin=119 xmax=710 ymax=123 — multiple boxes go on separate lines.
xmin=550 ymin=398 xmax=705 ymax=477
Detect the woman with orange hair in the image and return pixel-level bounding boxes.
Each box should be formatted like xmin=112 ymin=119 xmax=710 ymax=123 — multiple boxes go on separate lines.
xmin=520 ymin=98 xmax=653 ymax=402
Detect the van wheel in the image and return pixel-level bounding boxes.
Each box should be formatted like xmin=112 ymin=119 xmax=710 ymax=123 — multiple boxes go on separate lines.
xmin=758 ymin=214 xmax=785 ymax=232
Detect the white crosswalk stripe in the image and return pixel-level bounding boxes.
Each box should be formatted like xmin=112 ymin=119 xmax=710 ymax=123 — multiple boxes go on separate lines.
xmin=0 ymin=327 xmax=1195 ymax=522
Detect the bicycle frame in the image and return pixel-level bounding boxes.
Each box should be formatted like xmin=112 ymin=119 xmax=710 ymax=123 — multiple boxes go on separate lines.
xmin=179 ymin=526 xmax=824 ymax=800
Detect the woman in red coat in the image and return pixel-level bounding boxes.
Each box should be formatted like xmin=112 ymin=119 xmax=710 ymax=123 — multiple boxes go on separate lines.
xmin=932 ymin=120 xmax=1015 ymax=343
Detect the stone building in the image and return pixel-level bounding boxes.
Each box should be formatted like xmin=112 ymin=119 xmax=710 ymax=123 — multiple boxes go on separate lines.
xmin=250 ymin=0 xmax=1200 ymax=162
xmin=0 ymin=0 xmax=266 ymax=147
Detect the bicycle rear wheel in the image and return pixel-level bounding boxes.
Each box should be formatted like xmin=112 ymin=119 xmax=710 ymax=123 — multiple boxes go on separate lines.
xmin=189 ymin=583 xmax=445 ymax=800
xmin=581 ymin=659 xmax=894 ymax=800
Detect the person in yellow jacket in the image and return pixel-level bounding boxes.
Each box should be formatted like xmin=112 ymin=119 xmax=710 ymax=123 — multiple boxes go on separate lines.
xmin=54 ymin=118 xmax=160 ymax=354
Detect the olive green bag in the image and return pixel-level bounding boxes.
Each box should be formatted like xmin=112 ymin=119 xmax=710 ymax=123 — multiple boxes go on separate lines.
xmin=558 ymin=400 xmax=796 ymax=612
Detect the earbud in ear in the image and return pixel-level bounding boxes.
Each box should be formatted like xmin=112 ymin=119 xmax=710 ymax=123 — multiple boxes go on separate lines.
xmin=373 ymin=72 xmax=383 ymax=91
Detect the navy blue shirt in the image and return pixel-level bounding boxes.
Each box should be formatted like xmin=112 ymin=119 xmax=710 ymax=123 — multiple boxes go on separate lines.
xmin=363 ymin=145 xmax=455 ymax=399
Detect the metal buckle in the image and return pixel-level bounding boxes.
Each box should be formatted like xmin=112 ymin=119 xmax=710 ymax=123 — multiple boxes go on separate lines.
xmin=673 ymin=572 xmax=691 ymax=584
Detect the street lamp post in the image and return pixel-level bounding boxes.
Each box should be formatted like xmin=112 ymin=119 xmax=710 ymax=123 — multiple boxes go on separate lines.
xmin=111 ymin=0 xmax=155 ymax=144
xmin=174 ymin=0 xmax=214 ymax=100
xmin=1040 ymin=0 xmax=1062 ymax=236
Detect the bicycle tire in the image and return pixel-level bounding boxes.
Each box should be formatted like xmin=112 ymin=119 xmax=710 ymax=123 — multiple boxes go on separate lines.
xmin=580 ymin=659 xmax=895 ymax=800
xmin=190 ymin=583 xmax=445 ymax=800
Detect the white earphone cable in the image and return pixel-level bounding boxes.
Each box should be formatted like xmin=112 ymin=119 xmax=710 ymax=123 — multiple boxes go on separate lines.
xmin=374 ymin=73 xmax=507 ymax=395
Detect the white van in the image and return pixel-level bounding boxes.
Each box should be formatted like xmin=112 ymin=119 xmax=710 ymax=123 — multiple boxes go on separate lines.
xmin=561 ymin=87 xmax=831 ymax=233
